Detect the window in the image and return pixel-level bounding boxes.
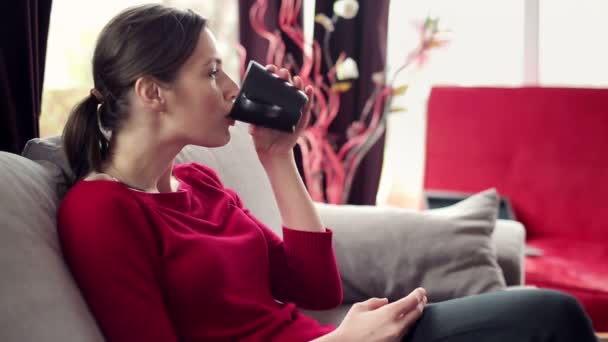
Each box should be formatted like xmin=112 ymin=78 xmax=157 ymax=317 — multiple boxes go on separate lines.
xmin=40 ymin=0 xmax=239 ymax=137
xmin=539 ymin=0 xmax=608 ymax=87
xmin=379 ymin=0 xmax=526 ymax=207
xmin=377 ymin=0 xmax=608 ymax=207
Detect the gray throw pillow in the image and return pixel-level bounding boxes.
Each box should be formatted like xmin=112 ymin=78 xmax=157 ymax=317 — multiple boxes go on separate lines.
xmin=315 ymin=188 xmax=506 ymax=303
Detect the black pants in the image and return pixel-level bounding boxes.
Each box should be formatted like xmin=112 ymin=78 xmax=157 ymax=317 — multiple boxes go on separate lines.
xmin=404 ymin=289 xmax=597 ymax=342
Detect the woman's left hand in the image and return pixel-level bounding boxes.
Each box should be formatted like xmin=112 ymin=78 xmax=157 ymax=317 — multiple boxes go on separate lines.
xmin=249 ymin=65 xmax=314 ymax=160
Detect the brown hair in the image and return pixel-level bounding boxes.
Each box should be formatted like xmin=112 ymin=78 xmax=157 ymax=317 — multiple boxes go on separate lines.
xmin=62 ymin=4 xmax=206 ymax=183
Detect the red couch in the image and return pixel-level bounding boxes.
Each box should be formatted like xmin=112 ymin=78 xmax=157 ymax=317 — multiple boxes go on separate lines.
xmin=424 ymin=86 xmax=608 ymax=331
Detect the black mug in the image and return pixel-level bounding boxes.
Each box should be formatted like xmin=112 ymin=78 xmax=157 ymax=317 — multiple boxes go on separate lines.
xmin=228 ymin=60 xmax=308 ymax=132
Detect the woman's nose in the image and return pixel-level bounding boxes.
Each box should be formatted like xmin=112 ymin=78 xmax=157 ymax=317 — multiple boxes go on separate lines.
xmin=224 ymin=74 xmax=240 ymax=102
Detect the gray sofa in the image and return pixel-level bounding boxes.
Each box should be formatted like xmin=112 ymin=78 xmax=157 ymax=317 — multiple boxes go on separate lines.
xmin=0 ymin=122 xmax=525 ymax=341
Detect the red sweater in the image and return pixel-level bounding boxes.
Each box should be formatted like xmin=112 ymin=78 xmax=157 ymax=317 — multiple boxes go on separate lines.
xmin=57 ymin=163 xmax=342 ymax=342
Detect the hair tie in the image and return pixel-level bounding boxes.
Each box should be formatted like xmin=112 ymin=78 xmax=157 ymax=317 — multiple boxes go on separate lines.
xmin=90 ymin=88 xmax=105 ymax=104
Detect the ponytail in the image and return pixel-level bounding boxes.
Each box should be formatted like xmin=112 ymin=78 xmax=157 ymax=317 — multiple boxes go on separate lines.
xmin=62 ymin=94 xmax=110 ymax=184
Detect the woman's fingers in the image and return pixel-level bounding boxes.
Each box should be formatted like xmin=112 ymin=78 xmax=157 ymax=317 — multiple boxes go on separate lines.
xmin=265 ymin=64 xmax=278 ymax=74
xmin=398 ymin=295 xmax=426 ymax=318
xmin=383 ymin=287 xmax=426 ymax=319
xmin=295 ymin=86 xmax=314 ymax=132
xmin=278 ymin=68 xmax=290 ymax=81
xmin=390 ymin=290 xmax=427 ymax=339
xmin=293 ymin=75 xmax=302 ymax=89
xmin=265 ymin=64 xmax=300 ymax=88
xmin=393 ymin=300 xmax=425 ymax=338
xmin=354 ymin=297 xmax=389 ymax=312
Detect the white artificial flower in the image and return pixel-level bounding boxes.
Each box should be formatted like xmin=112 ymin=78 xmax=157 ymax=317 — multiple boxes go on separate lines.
xmin=336 ymin=57 xmax=359 ymax=80
xmin=333 ymin=0 xmax=359 ymax=20
xmin=371 ymin=71 xmax=385 ymax=85
xmin=315 ymin=13 xmax=335 ymax=32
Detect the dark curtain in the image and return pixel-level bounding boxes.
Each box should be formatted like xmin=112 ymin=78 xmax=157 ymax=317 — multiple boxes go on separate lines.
xmin=314 ymin=0 xmax=391 ymax=205
xmin=0 ymin=0 xmax=52 ymax=153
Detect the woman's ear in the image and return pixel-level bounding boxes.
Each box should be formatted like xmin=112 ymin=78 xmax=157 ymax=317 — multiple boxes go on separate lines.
xmin=134 ymin=76 xmax=167 ymax=113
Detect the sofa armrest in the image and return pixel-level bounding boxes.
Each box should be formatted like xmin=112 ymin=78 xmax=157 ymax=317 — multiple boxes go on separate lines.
xmin=492 ymin=219 xmax=526 ymax=286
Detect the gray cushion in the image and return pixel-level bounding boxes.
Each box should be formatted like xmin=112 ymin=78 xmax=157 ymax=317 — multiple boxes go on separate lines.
xmin=16 ymin=127 xmax=506 ymax=337
xmin=22 ymin=131 xmax=507 ymax=305
xmin=314 ymin=189 xmax=507 ymax=303
xmin=492 ymin=219 xmax=526 ymax=286
xmin=0 ymin=152 xmax=104 ymax=342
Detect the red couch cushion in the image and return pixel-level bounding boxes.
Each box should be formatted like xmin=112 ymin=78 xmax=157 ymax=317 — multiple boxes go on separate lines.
xmin=424 ymin=86 xmax=608 ymax=330
xmin=424 ymin=86 xmax=608 ymax=241
xmin=526 ymin=237 xmax=608 ymax=331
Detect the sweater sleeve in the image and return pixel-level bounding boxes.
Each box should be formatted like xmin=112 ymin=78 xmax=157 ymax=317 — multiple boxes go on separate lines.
xmin=224 ymin=188 xmax=343 ymax=310
xmin=57 ymin=183 xmax=178 ymax=342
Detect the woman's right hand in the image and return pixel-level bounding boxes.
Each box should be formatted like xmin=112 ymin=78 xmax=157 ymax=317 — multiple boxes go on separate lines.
xmin=331 ymin=287 xmax=427 ymax=342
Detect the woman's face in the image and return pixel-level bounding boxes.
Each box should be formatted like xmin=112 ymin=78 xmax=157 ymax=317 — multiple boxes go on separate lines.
xmin=163 ymin=27 xmax=239 ymax=147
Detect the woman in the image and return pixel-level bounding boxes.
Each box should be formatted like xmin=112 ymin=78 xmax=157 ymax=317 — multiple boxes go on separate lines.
xmin=58 ymin=4 xmax=597 ymax=342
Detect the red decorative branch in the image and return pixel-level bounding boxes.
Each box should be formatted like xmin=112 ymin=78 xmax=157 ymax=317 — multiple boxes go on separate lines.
xmin=245 ymin=0 xmax=449 ymax=204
